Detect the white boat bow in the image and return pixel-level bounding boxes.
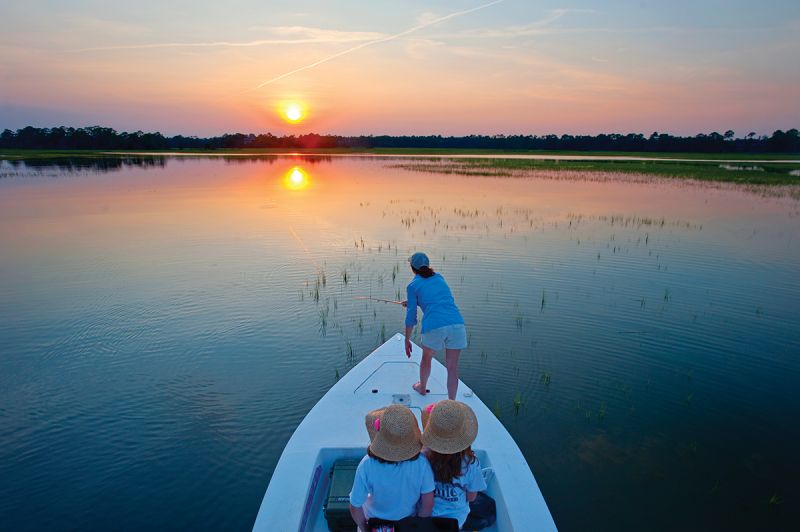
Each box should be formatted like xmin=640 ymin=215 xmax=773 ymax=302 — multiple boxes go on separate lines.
xmin=253 ymin=333 xmax=557 ymax=531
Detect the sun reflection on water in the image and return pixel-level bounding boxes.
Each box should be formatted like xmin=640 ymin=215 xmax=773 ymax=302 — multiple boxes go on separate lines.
xmin=283 ymin=166 xmax=310 ymax=190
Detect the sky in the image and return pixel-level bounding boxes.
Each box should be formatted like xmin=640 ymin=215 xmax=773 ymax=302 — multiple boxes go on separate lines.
xmin=1 ymin=0 xmax=799 ymax=136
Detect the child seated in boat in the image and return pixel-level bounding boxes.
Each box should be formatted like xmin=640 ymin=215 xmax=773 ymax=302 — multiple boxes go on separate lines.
xmin=422 ymin=400 xmax=487 ymax=529
xmin=349 ymin=404 xmax=435 ymax=531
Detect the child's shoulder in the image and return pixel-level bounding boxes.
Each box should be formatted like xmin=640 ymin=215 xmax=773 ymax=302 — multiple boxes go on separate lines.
xmin=397 ymin=454 xmax=431 ymax=472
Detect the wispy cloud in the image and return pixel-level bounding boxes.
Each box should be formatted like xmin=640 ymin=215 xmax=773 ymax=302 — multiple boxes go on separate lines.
xmin=249 ymin=26 xmax=387 ymax=42
xmin=252 ymin=0 xmax=506 ymax=89
xmin=73 ymin=26 xmax=388 ymax=52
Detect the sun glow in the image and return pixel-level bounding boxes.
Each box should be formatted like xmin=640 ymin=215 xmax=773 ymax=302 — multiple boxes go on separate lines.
xmin=283 ymin=166 xmax=310 ymax=190
xmin=281 ymin=103 xmax=306 ymax=123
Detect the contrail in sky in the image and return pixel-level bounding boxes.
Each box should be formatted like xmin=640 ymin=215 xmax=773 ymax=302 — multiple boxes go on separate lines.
xmin=253 ymin=0 xmax=505 ymax=90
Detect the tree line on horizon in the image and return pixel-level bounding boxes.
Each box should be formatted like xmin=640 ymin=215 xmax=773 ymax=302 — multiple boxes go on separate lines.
xmin=2 ymin=125 xmax=799 ymax=153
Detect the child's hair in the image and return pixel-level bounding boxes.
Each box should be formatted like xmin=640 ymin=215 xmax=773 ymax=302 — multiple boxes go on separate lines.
xmin=368 ymin=447 xmax=421 ymax=464
xmin=411 ymin=265 xmax=435 ymax=278
xmin=426 ymin=446 xmax=476 ymax=483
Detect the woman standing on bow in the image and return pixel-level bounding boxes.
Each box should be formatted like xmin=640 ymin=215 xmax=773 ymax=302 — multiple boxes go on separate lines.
xmin=403 ymin=252 xmax=467 ymax=400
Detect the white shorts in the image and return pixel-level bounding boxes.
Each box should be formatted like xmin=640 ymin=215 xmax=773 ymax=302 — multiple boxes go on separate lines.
xmin=421 ymin=324 xmax=468 ymax=351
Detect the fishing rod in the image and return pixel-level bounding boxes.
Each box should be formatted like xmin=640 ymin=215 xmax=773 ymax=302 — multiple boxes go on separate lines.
xmin=354 ymin=296 xmax=405 ymax=306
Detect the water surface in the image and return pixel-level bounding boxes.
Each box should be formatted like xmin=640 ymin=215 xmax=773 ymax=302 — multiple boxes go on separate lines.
xmin=1 ymin=156 xmax=798 ymax=531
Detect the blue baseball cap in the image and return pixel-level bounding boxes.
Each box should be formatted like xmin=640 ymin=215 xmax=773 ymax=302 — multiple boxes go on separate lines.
xmin=409 ymin=252 xmax=430 ymax=269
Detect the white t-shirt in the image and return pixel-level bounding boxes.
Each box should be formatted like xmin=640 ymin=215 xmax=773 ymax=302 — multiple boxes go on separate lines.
xmin=430 ymin=456 xmax=487 ymax=527
xmin=349 ymin=454 xmax=435 ymax=521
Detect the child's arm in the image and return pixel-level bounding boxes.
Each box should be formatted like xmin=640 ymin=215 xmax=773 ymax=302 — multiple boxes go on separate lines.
xmin=466 ymin=459 xmax=487 ymax=502
xmin=417 ymin=491 xmax=434 ymax=517
xmin=349 ymin=504 xmax=368 ymax=531
xmin=349 ymin=459 xmax=370 ymax=530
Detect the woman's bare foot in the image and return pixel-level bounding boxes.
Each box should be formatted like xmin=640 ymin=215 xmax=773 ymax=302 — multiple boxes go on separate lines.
xmin=412 ymin=382 xmax=428 ymax=395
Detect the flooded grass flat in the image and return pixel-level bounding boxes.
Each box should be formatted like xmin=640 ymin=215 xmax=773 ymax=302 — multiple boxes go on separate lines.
xmin=390 ymin=158 xmax=800 ymax=186
xmin=0 ymin=156 xmax=799 ymax=531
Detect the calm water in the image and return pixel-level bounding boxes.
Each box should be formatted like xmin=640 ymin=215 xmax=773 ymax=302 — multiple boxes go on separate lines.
xmin=1 ymin=156 xmax=798 ymax=531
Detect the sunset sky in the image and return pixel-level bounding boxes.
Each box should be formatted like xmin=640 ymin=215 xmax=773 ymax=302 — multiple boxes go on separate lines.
xmin=1 ymin=0 xmax=798 ymax=136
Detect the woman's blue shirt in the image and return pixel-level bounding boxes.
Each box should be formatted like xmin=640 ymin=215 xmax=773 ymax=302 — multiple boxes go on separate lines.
xmin=405 ymin=273 xmax=464 ymax=333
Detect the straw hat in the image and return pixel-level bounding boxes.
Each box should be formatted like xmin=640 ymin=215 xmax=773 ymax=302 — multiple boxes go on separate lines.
xmin=365 ymin=407 xmax=385 ymax=442
xmin=421 ymin=400 xmax=478 ymax=454
xmin=368 ymin=405 xmax=422 ymax=462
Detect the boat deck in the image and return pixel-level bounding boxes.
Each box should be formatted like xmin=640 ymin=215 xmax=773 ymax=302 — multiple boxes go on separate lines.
xmin=253 ymin=333 xmax=556 ymax=531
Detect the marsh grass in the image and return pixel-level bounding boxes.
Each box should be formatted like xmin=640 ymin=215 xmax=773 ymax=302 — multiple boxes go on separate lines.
xmin=389 ymin=157 xmax=800 ymax=185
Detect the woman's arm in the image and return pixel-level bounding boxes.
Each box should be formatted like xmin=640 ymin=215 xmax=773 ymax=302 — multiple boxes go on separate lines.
xmin=417 ymin=491 xmax=434 ymax=517
xmin=349 ymin=504 xmax=368 ymax=531
xmin=404 ymin=284 xmax=419 ymax=357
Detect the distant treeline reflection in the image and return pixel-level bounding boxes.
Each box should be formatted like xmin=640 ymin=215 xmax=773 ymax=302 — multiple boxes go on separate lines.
xmin=2 ymin=126 xmax=799 ymax=153
xmin=0 ymin=154 xmax=339 ymax=176
xmin=2 ymin=156 xmax=166 ymax=173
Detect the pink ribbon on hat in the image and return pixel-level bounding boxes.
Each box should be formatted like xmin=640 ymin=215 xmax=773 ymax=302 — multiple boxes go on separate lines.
xmin=425 ymin=403 xmax=435 ymax=414
xmin=373 ymin=418 xmax=380 ymax=432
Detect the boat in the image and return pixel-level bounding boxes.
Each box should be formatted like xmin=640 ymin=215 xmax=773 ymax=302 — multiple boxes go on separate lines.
xmin=253 ymin=333 xmax=557 ymax=531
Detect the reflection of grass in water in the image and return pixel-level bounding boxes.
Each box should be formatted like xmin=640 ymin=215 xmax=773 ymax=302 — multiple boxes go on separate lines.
xmin=513 ymin=393 xmax=524 ymax=416
xmin=768 ymin=494 xmax=784 ymax=507
xmin=492 ymin=400 xmax=501 ymax=418
xmin=312 ymin=280 xmax=320 ymax=302
xmin=541 ymin=372 xmax=551 ymax=387
xmin=319 ymin=308 xmax=329 ymax=335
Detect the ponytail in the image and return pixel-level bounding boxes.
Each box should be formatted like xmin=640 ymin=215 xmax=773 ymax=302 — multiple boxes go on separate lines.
xmin=412 ymin=265 xmax=435 ymax=278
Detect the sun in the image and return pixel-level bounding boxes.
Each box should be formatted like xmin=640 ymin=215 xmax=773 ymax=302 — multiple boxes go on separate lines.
xmin=282 ymin=103 xmax=306 ymax=123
